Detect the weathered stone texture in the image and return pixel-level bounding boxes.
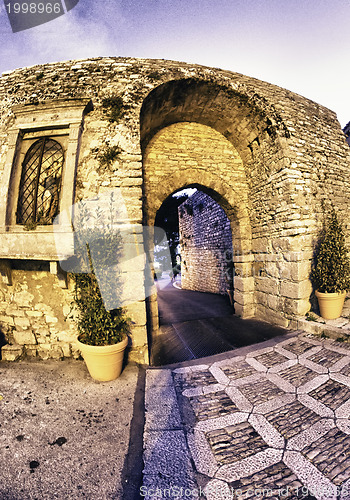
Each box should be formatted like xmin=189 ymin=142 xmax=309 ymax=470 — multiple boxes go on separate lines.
xmin=1 ymin=344 xmax=23 ymax=361
xmin=179 ymin=190 xmax=233 ymax=295
xmin=0 ymin=267 xmax=77 ymax=360
xmin=0 ymin=57 xmax=349 ymax=360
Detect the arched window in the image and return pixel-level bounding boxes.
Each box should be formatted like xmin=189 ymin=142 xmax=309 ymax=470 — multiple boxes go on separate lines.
xmin=17 ymin=137 xmax=64 ymax=225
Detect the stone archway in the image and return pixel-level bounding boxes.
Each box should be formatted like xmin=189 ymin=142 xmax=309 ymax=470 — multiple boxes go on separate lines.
xmin=140 ymin=77 xmax=315 ymax=345
xmin=141 ymin=119 xmax=254 ymax=340
xmin=1 ymin=58 xmax=349 ymax=363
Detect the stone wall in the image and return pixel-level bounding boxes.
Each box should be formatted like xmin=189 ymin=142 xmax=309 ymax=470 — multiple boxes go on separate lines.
xmin=179 ymin=191 xmax=232 ymax=295
xmin=0 ymin=56 xmax=349 ymax=361
xmin=142 ymin=121 xmax=252 ymax=321
xmin=0 ymin=58 xmax=153 ymax=363
xmin=0 ymin=263 xmax=77 ymax=361
xmin=0 ymin=262 xmax=147 ymax=362
xmin=141 ymin=72 xmax=350 ymax=328
xmin=344 ymin=122 xmax=350 ymax=147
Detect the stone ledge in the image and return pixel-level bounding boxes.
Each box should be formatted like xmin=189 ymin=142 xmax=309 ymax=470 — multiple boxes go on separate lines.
xmin=291 ymin=316 xmax=350 ymax=342
xmin=1 ymin=344 xmax=24 ymax=361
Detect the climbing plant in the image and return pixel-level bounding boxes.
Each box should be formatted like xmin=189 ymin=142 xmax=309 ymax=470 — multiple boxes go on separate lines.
xmin=101 ymin=95 xmax=126 ymax=123
xmin=98 ymin=144 xmax=121 ymax=172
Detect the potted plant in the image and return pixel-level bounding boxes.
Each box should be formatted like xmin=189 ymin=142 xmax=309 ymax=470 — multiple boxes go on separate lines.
xmin=311 ymin=209 xmax=350 ymax=320
xmin=70 ymin=195 xmax=130 ymax=381
xmin=73 ymin=260 xmax=129 ymax=382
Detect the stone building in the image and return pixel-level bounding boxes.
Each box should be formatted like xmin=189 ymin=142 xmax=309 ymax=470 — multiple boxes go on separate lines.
xmin=0 ymin=57 xmax=349 ymax=363
xmin=344 ymin=122 xmax=350 ymax=146
xmin=179 ymin=190 xmax=233 ymax=295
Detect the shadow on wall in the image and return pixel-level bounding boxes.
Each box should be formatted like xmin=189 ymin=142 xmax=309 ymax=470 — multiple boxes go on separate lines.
xmin=0 ymin=327 xmax=6 ymax=360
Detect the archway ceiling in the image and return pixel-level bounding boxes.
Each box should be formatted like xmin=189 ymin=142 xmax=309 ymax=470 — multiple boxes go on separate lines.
xmin=140 ymin=78 xmax=276 ymax=158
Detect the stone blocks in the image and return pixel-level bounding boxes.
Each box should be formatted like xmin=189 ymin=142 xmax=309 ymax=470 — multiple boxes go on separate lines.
xmin=234 ymin=276 xmax=255 ymax=293
xmin=0 ymin=56 xmax=349 ymax=362
xmin=1 ymin=344 xmax=23 ymax=361
xmin=125 ymin=301 xmax=147 ymax=326
xmin=280 ymin=280 xmax=312 ymax=300
xmin=179 ymin=189 xmax=233 ymax=295
xmin=13 ymin=329 xmax=36 ymax=345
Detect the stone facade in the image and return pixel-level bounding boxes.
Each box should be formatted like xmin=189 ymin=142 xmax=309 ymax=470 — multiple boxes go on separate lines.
xmin=179 ymin=191 xmax=232 ymax=295
xmin=344 ymin=122 xmax=350 ymax=147
xmin=0 ymin=263 xmax=77 ymax=360
xmin=0 ymin=57 xmax=349 ymax=362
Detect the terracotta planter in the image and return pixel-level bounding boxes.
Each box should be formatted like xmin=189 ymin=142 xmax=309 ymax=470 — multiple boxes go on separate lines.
xmin=77 ymin=336 xmax=128 ymax=381
xmin=315 ymin=290 xmax=346 ymax=320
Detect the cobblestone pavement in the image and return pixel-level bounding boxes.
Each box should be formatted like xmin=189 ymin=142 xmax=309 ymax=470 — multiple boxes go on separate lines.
xmin=142 ymin=332 xmax=350 ymax=500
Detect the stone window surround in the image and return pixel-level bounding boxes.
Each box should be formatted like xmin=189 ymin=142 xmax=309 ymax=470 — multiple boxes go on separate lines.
xmin=16 ymin=133 xmax=66 ymax=225
xmin=0 ymin=98 xmax=92 ymax=265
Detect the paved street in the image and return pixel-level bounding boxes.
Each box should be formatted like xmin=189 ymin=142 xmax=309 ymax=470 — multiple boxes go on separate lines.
xmin=152 ymin=277 xmax=289 ymax=365
xmin=0 ymin=360 xmax=144 ymax=500
xmin=2 ymin=330 xmax=350 ymax=499
xmin=156 ymin=277 xmax=234 ymax=324
xmin=143 ymin=332 xmax=350 ymax=500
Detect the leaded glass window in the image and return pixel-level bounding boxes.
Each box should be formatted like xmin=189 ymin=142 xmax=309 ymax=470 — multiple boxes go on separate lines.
xmin=17 ymin=137 xmax=64 ymax=225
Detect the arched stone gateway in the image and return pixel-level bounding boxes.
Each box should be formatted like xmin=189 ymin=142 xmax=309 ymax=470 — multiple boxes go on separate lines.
xmin=0 ymin=57 xmax=349 ymax=363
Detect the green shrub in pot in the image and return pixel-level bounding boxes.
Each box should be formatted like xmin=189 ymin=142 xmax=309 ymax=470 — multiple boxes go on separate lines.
xmin=311 ymin=209 xmax=350 ymax=319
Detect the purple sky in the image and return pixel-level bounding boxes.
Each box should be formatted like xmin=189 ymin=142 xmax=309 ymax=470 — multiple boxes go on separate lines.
xmin=1 ymin=0 xmax=349 ymax=127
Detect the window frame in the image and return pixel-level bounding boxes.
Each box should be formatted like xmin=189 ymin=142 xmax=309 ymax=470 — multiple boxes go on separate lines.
xmin=0 ymin=98 xmax=92 ymax=261
xmin=16 ymin=135 xmax=66 ymax=226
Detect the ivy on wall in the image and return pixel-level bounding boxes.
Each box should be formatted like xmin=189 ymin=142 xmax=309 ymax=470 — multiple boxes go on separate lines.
xmin=98 ymin=144 xmax=122 ymax=172
xmin=101 ymin=96 xmax=126 ymax=123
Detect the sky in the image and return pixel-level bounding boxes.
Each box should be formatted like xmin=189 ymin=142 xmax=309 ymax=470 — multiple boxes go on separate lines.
xmin=0 ymin=0 xmax=349 ymax=127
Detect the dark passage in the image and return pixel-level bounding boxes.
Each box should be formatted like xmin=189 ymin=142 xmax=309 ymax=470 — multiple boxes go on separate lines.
xmin=151 ymin=277 xmax=289 ymax=366
xmin=0 ymin=327 xmax=6 ymax=360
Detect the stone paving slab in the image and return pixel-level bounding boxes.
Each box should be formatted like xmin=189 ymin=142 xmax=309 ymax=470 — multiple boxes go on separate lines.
xmin=142 ymin=430 xmax=197 ymax=497
xmin=143 ymin=332 xmax=350 ymax=499
xmin=144 ymin=380 xmax=182 ymax=432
